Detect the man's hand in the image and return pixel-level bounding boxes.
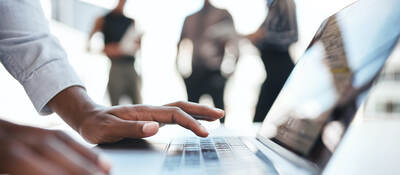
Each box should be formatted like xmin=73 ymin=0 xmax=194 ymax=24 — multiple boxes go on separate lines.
xmin=0 ymin=120 xmax=110 ymax=175
xmin=48 ymin=87 xmax=225 ymax=144
xmin=78 ymin=102 xmax=224 ymax=143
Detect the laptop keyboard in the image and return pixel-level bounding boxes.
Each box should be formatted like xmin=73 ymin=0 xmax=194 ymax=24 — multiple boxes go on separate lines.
xmin=162 ymin=137 xmax=278 ymax=175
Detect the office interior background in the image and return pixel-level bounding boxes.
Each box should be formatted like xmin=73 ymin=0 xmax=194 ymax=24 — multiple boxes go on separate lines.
xmin=1 ymin=0 xmax=399 ymax=144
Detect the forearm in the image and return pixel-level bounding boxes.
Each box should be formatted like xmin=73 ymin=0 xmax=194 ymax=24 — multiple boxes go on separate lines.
xmin=47 ymin=86 xmax=100 ymax=132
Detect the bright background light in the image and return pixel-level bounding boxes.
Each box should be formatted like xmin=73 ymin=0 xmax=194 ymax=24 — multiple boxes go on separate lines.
xmin=0 ymin=0 xmax=358 ymax=137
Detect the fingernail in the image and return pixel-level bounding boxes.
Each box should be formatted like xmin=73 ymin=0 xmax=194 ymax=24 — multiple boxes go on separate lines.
xmin=200 ymin=125 xmax=209 ymax=136
xmin=216 ymin=108 xmax=225 ymax=115
xmin=143 ymin=122 xmax=159 ymax=135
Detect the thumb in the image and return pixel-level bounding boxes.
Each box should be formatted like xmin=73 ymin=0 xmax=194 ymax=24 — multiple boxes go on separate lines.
xmin=112 ymin=120 xmax=160 ymax=139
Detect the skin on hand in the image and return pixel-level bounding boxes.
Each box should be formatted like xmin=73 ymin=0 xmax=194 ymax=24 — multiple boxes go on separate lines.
xmin=48 ymin=86 xmax=225 ymax=144
xmin=79 ymin=102 xmax=225 ymax=143
xmin=0 ymin=87 xmax=223 ymax=174
xmin=0 ymin=120 xmax=111 ymax=175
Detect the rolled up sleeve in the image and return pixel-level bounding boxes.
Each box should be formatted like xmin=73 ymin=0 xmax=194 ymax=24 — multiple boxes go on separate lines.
xmin=0 ymin=0 xmax=84 ymax=115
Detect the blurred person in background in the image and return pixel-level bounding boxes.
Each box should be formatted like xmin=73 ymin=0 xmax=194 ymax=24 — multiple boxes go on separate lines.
xmin=247 ymin=0 xmax=298 ymax=122
xmin=177 ymin=0 xmax=239 ymax=123
xmin=87 ymin=0 xmax=142 ymax=106
xmin=0 ymin=0 xmax=225 ymax=174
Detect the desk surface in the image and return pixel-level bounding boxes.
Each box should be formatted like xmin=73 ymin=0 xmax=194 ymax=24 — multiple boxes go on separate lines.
xmin=323 ymin=119 xmax=400 ymax=175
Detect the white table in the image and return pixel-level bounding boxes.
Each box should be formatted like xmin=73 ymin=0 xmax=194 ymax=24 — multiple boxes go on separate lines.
xmin=323 ymin=119 xmax=400 ymax=175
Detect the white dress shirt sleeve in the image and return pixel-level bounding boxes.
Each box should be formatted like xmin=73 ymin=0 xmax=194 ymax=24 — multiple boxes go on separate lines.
xmin=0 ymin=0 xmax=84 ymax=115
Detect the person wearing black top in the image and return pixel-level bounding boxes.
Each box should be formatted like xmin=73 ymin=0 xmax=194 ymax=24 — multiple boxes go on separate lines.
xmin=177 ymin=0 xmax=239 ymax=123
xmin=88 ymin=0 xmax=141 ymax=106
xmin=247 ymin=0 xmax=298 ymax=122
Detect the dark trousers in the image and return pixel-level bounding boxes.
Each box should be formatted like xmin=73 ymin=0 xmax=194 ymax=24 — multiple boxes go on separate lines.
xmin=107 ymin=58 xmax=141 ymax=106
xmin=184 ymin=72 xmax=226 ymax=123
xmin=253 ymin=48 xmax=294 ymax=122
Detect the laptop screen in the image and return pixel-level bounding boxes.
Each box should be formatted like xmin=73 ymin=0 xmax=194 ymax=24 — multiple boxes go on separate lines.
xmin=258 ymin=0 xmax=400 ymax=168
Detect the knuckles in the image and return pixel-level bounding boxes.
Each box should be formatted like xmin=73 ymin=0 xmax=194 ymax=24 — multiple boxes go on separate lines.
xmin=168 ymin=106 xmax=184 ymax=114
xmin=173 ymin=101 xmax=186 ymax=107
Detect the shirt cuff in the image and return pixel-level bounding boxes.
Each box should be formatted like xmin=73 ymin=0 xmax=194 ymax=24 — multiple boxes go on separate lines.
xmin=22 ymin=58 xmax=84 ymax=115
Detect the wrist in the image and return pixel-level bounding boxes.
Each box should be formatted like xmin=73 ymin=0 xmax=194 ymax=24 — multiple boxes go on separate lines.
xmin=47 ymin=86 xmax=101 ymax=132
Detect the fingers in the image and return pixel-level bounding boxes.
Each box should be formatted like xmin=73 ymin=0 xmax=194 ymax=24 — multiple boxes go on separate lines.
xmin=109 ymin=105 xmax=210 ymax=137
xmin=165 ymin=101 xmax=225 ymax=121
xmin=108 ymin=119 xmax=160 ymax=139
xmin=54 ymin=131 xmax=111 ymax=174
xmin=141 ymin=106 xmax=209 ymax=137
xmin=31 ymin=137 xmax=107 ymax=175
xmin=0 ymin=139 xmax=66 ymax=175
xmin=0 ymin=124 xmax=110 ymax=175
xmin=107 ymin=101 xmax=225 ymax=139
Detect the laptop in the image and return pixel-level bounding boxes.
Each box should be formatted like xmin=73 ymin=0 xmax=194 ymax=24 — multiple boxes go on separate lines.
xmin=98 ymin=0 xmax=400 ymax=174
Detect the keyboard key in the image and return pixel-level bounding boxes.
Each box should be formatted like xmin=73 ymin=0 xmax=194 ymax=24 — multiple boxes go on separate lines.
xmin=202 ymin=149 xmax=219 ymax=161
xmin=162 ymin=136 xmax=277 ymax=174
xmin=184 ymin=150 xmax=200 ymax=166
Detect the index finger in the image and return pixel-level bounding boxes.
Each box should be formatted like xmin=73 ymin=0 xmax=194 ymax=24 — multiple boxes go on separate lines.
xmin=116 ymin=106 xmax=210 ymax=137
xmin=164 ymin=101 xmax=225 ymax=121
